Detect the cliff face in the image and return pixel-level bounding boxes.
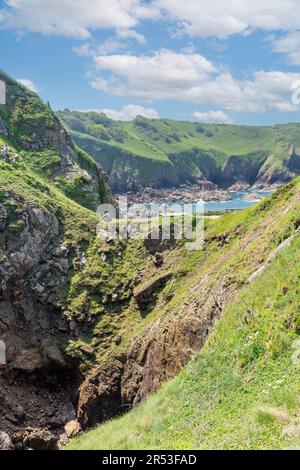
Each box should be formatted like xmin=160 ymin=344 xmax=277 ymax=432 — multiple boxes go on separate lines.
xmin=59 ymin=111 xmax=300 ymax=192
xmin=0 ymin=71 xmax=112 ymax=210
xmin=71 ymin=134 xmax=177 ymax=192
xmin=0 ymin=167 xmax=141 ymax=448
xmin=0 ymin=189 xmax=80 ymax=449
xmin=254 ymin=145 xmax=300 ymax=188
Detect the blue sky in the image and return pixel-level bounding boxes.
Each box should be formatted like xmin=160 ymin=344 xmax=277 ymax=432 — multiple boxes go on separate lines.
xmin=1 ymin=0 xmax=300 ymax=125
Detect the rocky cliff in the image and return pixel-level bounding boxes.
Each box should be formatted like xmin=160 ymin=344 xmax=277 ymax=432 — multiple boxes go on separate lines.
xmin=59 ymin=111 xmax=300 ymax=192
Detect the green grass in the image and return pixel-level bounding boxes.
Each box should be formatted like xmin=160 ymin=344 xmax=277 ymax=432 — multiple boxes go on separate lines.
xmin=66 ymin=178 xmax=300 ymax=450
xmin=0 ymin=70 xmax=110 ymax=209
xmin=58 ymin=110 xmax=300 ymax=189
xmin=67 ymin=233 xmax=300 ymax=450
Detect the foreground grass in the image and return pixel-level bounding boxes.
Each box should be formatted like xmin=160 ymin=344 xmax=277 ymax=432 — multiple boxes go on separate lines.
xmin=68 ymin=234 xmax=300 ymax=450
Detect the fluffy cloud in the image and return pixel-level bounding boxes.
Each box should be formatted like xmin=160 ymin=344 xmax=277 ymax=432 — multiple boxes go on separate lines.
xmin=17 ymin=78 xmax=37 ymax=92
xmin=90 ymin=49 xmax=216 ymax=99
xmin=84 ymin=104 xmax=159 ymax=120
xmin=155 ymin=0 xmax=300 ymax=39
xmin=89 ymin=49 xmax=300 ymax=112
xmin=271 ymin=32 xmax=300 ymax=65
xmin=0 ymin=0 xmax=158 ymax=39
xmin=192 ymin=110 xmax=234 ymax=124
xmin=2 ymin=1 xmax=300 ymax=41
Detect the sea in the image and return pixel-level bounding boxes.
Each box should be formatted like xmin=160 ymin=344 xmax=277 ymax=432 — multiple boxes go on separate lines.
xmin=203 ymin=190 xmax=272 ymax=212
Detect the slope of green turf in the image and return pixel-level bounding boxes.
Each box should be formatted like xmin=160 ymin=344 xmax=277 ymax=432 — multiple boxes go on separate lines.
xmin=67 ymin=179 xmax=300 ymax=450
xmin=58 ymin=111 xmax=300 ymax=190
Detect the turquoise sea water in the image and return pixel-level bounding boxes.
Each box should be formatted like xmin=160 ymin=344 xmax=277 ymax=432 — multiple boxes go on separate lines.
xmin=135 ymin=191 xmax=273 ymax=217
xmin=203 ymin=191 xmax=271 ymax=212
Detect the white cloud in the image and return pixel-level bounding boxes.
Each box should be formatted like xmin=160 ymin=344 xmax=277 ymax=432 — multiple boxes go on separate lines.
xmin=116 ymin=28 xmax=146 ymax=44
xmin=271 ymin=32 xmax=300 ymax=65
xmin=17 ymin=78 xmax=37 ymax=92
xmin=155 ymin=0 xmax=300 ymax=39
xmin=77 ymin=104 xmax=159 ymax=121
xmin=90 ymin=49 xmax=216 ymax=100
xmin=0 ymin=0 xmax=159 ymax=39
xmin=100 ymin=104 xmax=159 ymax=120
xmin=2 ymin=0 xmax=300 ymax=45
xmin=73 ymin=43 xmax=93 ymax=57
xmin=88 ymin=49 xmax=300 ymax=112
xmin=73 ymin=38 xmax=125 ymax=57
xmin=192 ymin=110 xmax=234 ymax=124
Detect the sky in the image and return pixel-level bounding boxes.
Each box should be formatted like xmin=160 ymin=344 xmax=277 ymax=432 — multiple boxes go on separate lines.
xmin=0 ymin=0 xmax=300 ymax=125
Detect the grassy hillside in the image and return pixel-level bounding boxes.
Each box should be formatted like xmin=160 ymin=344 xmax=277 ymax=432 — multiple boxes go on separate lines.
xmin=58 ymin=110 xmax=300 ymax=191
xmin=0 ymin=71 xmax=111 ymax=210
xmin=67 ymin=179 xmax=300 ymax=450
xmin=1 ymin=70 xmax=300 ymax=450
xmin=2 ymin=96 xmax=300 ymax=448
xmin=68 ymin=239 xmax=300 ymax=450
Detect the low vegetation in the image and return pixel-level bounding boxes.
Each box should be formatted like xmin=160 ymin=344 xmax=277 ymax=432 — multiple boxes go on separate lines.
xmin=67 ymin=179 xmax=300 ymax=450
xmin=59 ymin=110 xmax=300 ymax=191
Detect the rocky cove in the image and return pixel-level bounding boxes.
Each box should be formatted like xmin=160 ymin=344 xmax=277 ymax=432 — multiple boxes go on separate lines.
xmin=119 ymin=183 xmax=273 ymax=210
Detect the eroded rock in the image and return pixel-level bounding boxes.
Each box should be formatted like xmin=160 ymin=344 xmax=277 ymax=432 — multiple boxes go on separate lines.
xmin=0 ymin=431 xmax=14 ymax=450
xmin=133 ymin=273 xmax=172 ymax=306
xmin=64 ymin=420 xmax=81 ymax=438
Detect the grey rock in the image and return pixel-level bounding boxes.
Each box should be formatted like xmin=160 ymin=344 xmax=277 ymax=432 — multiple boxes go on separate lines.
xmin=0 ymin=115 xmax=7 ymax=136
xmin=0 ymin=432 xmax=14 ymax=450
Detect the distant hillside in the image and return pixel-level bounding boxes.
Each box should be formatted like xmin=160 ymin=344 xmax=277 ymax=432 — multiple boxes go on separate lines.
xmin=58 ymin=110 xmax=300 ymax=192
xmin=0 ymin=71 xmax=111 ymax=210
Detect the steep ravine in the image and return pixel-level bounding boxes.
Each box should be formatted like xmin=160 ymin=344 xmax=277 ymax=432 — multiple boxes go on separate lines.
xmin=1 ymin=172 xmax=300 ymax=449
xmin=75 ymin=181 xmax=300 ymax=437
xmin=1 ymin=72 xmax=300 ymax=450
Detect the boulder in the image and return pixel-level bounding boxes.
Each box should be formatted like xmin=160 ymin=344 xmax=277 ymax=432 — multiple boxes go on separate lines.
xmin=154 ymin=252 xmax=164 ymax=267
xmin=133 ymin=272 xmax=172 ymax=306
xmin=0 ymin=432 xmax=14 ymax=450
xmin=24 ymin=429 xmax=58 ymax=450
xmin=13 ymin=348 xmax=44 ymax=372
xmin=64 ymin=420 xmax=81 ymax=438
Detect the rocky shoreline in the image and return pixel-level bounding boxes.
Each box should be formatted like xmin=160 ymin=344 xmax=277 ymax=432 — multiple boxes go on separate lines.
xmin=116 ymin=182 xmax=275 ymax=206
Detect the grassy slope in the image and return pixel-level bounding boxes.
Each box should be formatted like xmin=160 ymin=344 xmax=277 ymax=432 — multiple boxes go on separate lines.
xmin=2 ymin=120 xmax=300 ymax=449
xmin=59 ymin=111 xmax=300 ymax=183
xmin=0 ymin=141 xmax=196 ymax=375
xmin=68 ymin=181 xmax=300 ymax=450
xmin=0 ymin=71 xmax=110 ymax=209
xmin=0 ymin=156 xmax=139 ymax=377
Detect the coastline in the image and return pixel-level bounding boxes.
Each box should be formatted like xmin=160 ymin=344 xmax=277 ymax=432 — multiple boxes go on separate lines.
xmin=116 ymin=182 xmax=276 ymax=206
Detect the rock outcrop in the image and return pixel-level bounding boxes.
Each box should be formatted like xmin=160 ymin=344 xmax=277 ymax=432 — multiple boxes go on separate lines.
xmin=0 ymin=193 xmax=80 ymax=448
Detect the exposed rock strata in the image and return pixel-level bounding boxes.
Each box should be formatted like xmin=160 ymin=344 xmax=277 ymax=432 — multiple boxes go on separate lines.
xmin=0 ymin=194 xmax=79 ymax=449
